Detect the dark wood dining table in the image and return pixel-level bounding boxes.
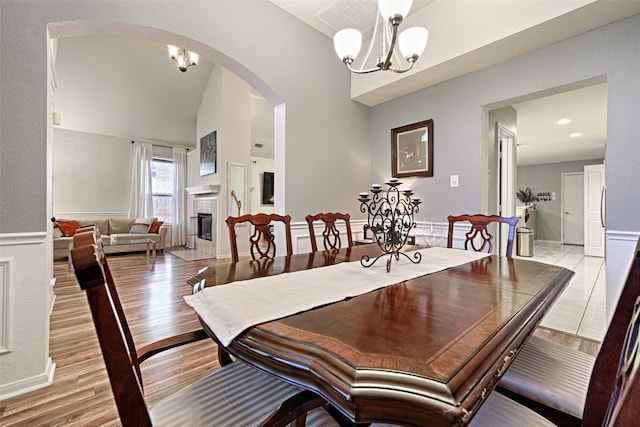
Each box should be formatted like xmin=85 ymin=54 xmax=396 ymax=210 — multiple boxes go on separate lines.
xmin=186 ymin=244 xmax=574 ymax=426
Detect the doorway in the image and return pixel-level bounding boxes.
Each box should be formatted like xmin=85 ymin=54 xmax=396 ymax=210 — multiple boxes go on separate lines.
xmin=48 ymin=23 xmax=285 ymax=260
xmin=497 ymin=122 xmax=516 ymax=254
xmin=489 ymin=80 xmax=607 ymax=251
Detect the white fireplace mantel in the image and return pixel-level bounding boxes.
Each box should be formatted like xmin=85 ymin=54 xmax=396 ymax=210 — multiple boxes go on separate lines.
xmin=185 ymin=184 xmax=220 ymax=195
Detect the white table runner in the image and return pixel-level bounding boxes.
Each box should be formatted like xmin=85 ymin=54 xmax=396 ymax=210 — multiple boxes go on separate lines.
xmin=184 ymin=247 xmax=490 ymax=346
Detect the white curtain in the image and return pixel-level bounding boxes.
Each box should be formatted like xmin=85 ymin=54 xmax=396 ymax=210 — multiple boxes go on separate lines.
xmin=172 ymin=147 xmax=187 ymax=246
xmin=128 ymin=141 xmax=154 ymax=219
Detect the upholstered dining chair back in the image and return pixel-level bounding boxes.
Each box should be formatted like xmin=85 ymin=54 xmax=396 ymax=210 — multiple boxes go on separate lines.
xmin=498 ymin=237 xmax=640 ymax=426
xmin=447 ymin=214 xmax=518 ymax=257
xmin=305 ymin=212 xmax=353 ymax=252
xmin=585 ymin=240 xmax=640 ymax=424
xmin=70 ymin=229 xmax=332 ymax=427
xmin=226 ymin=213 xmax=293 ymax=263
xmin=603 ymin=294 xmax=640 ymax=425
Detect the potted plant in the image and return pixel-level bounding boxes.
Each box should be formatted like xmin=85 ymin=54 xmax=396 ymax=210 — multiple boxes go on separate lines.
xmin=516 ymin=187 xmax=537 ymax=207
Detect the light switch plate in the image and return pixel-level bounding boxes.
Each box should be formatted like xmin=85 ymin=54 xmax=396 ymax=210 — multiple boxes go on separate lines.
xmin=450 ymin=175 xmax=459 ymax=187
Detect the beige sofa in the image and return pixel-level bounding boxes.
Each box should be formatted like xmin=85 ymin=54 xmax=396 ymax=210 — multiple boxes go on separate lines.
xmin=53 ymin=217 xmax=167 ymax=260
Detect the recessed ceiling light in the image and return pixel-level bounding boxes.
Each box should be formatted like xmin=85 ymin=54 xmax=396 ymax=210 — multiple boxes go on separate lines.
xmin=569 ymin=132 xmax=582 ymax=138
xmin=556 ymin=118 xmax=571 ymax=125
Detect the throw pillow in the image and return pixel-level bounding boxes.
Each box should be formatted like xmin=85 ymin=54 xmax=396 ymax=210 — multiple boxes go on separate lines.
xmin=55 ymin=219 xmax=80 ymax=237
xmin=129 ymin=217 xmax=153 ymax=234
xmin=148 ymin=220 xmax=164 ymax=234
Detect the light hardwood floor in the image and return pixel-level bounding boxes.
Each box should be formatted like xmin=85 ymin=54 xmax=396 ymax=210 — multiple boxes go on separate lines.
xmin=0 ymin=250 xmax=600 ymax=426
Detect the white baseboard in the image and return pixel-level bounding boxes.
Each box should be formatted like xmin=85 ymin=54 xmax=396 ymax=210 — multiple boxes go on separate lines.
xmin=0 ymin=357 xmax=56 ymax=401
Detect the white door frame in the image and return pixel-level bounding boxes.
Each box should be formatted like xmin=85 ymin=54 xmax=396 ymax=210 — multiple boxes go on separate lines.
xmin=496 ymin=123 xmax=516 ymax=254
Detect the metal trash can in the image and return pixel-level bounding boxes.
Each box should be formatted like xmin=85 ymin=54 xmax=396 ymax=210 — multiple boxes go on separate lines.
xmin=517 ymin=227 xmax=534 ymax=257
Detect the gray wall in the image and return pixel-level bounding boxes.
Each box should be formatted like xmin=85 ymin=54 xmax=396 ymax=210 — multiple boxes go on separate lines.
xmin=370 ymin=13 xmax=640 ymax=237
xmin=518 ymin=159 xmax=604 ymax=241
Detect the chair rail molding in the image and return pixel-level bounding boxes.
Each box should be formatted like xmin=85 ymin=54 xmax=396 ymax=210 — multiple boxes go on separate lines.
xmin=52 ymin=212 xmax=129 ymax=220
xmin=0 ymin=232 xmax=48 ymax=247
xmin=291 ymin=219 xmax=366 ymax=254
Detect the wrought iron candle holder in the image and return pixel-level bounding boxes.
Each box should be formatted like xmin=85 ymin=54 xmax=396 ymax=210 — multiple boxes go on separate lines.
xmin=358 ymin=178 xmax=422 ymax=272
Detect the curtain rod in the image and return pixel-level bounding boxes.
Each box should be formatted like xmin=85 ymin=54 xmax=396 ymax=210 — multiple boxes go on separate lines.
xmin=131 ymin=140 xmax=190 ymax=151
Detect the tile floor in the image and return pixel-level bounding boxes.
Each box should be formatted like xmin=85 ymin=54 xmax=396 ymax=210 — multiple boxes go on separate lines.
xmin=515 ymin=240 xmax=606 ymax=341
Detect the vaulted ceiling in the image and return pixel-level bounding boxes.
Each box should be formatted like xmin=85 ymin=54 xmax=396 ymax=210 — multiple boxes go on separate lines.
xmin=53 ymin=1 xmax=640 ymax=165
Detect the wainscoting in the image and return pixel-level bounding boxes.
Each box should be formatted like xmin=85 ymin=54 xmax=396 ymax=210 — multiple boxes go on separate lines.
xmin=0 ymin=232 xmax=55 ymax=401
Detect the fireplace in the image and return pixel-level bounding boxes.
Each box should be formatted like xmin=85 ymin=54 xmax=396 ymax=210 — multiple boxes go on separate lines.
xmin=191 ymin=197 xmax=217 ymax=254
xmin=197 ymin=213 xmax=212 ymax=241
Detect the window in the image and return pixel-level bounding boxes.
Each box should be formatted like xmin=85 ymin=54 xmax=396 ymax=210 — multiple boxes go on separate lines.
xmin=152 ymin=159 xmax=174 ymax=224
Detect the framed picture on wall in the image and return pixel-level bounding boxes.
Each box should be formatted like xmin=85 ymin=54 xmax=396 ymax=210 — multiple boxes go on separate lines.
xmin=262 ymin=172 xmax=274 ymax=205
xmin=200 ymin=130 xmax=217 ymax=176
xmin=391 ymin=119 xmax=433 ymax=178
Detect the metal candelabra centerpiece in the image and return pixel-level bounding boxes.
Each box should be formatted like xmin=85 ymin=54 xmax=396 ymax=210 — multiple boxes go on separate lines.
xmin=358 ymin=178 xmax=422 ymax=272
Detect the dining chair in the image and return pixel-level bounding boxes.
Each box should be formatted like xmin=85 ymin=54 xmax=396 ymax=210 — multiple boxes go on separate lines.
xmin=227 ymin=213 xmax=293 ymax=263
xmin=70 ymin=228 xmax=333 ymax=427
xmin=305 ymin=212 xmax=353 ymax=252
xmin=603 ymin=295 xmax=640 ymax=426
xmin=447 ymin=214 xmax=518 ymax=257
xmin=497 ymin=237 xmax=640 ymax=426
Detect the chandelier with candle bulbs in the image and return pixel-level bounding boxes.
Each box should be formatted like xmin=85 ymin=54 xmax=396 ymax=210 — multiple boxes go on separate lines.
xmin=333 ymin=0 xmax=429 ymax=74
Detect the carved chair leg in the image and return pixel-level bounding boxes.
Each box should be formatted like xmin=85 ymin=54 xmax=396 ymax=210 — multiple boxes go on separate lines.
xmin=217 ymin=347 xmax=234 ymax=366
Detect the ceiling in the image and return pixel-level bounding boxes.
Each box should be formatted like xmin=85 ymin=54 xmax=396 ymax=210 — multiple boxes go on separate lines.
xmin=512 ymin=83 xmax=607 ymax=166
xmin=53 ymin=0 xmax=622 ymax=165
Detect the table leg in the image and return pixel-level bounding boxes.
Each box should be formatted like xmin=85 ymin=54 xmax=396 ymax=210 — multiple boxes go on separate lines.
xmin=68 ymin=242 xmax=73 ymax=271
xmin=146 ymin=241 xmax=157 ymax=263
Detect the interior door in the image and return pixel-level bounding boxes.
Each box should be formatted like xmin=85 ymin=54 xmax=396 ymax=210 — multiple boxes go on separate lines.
xmin=562 ymin=173 xmax=584 ymax=245
xmin=584 ymin=163 xmax=605 ymax=257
